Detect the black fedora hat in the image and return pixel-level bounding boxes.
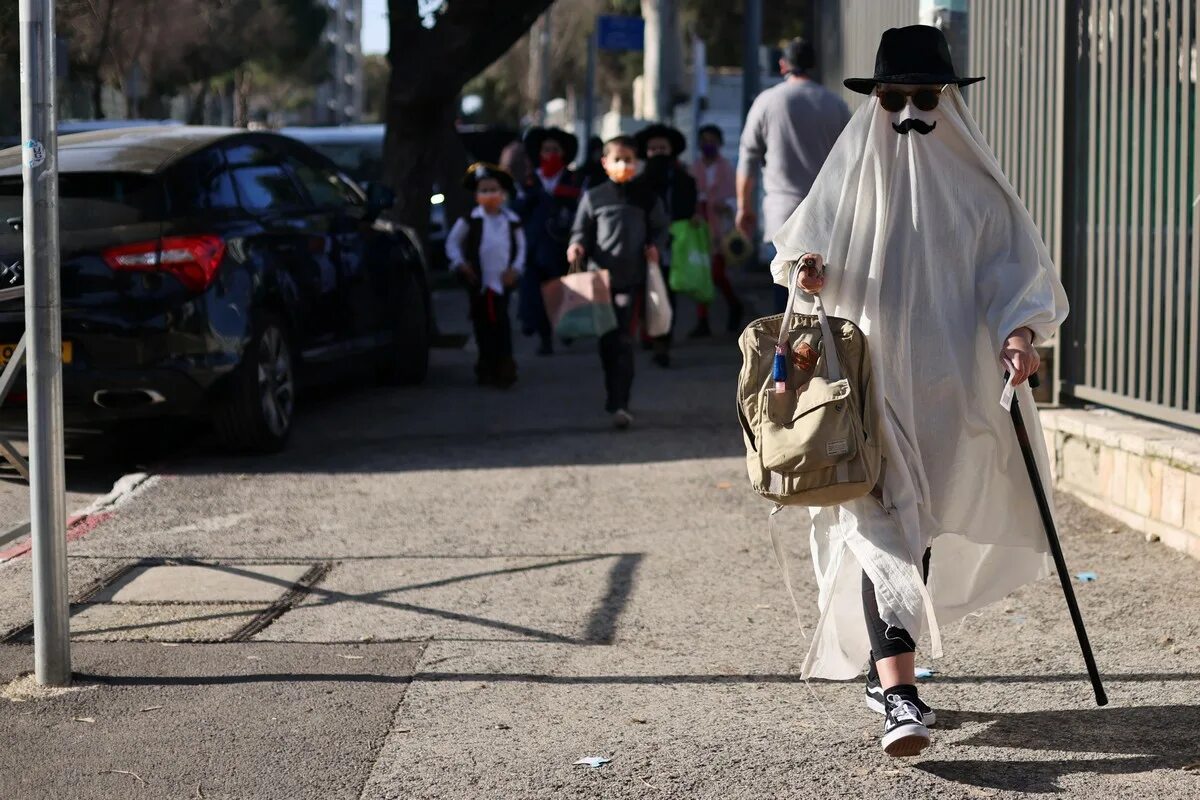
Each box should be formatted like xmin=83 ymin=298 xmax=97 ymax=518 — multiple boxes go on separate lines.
xmin=462 ymin=162 xmax=515 ymax=195
xmin=635 ymin=123 xmax=687 ymax=158
xmin=523 ymin=127 xmax=579 ymax=164
xmin=844 ymin=25 xmax=983 ymax=95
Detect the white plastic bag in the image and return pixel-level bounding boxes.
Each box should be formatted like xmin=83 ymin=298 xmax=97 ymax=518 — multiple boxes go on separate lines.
xmin=644 ymin=258 xmax=673 ymax=338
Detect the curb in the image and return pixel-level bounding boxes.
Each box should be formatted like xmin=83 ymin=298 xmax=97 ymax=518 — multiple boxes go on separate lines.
xmin=0 ymin=472 xmax=157 ymax=564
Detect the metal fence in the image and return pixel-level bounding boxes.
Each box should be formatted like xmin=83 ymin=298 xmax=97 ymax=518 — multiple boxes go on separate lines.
xmin=1063 ymin=0 xmax=1198 ymax=428
xmin=816 ymin=0 xmax=921 ymax=108
xmin=814 ymin=0 xmax=1199 ymax=429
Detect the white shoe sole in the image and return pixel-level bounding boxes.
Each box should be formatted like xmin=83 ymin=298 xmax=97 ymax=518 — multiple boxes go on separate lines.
xmin=866 ymin=693 xmax=937 ymax=726
xmin=881 ymin=722 xmax=931 ymax=757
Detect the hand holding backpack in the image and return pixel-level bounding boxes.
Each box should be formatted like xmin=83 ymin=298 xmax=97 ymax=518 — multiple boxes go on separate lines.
xmin=736 ymin=256 xmax=882 ymax=506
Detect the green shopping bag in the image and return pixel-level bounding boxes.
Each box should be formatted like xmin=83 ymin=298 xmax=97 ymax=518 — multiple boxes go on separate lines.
xmin=668 ymin=220 xmax=715 ymax=303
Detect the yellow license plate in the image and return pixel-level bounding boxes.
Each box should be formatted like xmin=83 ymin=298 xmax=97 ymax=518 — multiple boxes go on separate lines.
xmin=0 ymin=341 xmax=72 ymax=366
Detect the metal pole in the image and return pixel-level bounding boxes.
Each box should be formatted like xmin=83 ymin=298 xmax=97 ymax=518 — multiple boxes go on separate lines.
xmin=538 ymin=7 xmax=553 ymax=124
xmin=581 ymin=28 xmax=597 ymax=166
xmin=656 ymin=0 xmax=672 ymax=122
xmin=19 ymin=0 xmax=71 ymax=686
xmin=742 ymin=0 xmax=762 ymax=120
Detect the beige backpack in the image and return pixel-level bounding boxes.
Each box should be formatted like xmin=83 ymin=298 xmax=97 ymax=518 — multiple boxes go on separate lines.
xmin=736 ymin=272 xmax=882 ymax=506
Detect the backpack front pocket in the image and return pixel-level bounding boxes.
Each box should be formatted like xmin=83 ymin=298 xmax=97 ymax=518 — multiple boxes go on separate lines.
xmin=760 ymin=377 xmax=858 ymax=473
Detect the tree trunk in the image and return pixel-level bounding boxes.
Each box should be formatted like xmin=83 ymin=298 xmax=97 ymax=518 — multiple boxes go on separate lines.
xmin=384 ymin=0 xmax=555 ymax=246
xmin=186 ymin=83 xmax=209 ymax=125
xmin=383 ymin=94 xmax=455 ymax=237
xmin=234 ymin=68 xmax=252 ymax=128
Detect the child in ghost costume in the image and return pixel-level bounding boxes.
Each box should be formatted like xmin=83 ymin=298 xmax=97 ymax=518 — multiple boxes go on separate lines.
xmin=769 ymin=25 xmax=1068 ymax=757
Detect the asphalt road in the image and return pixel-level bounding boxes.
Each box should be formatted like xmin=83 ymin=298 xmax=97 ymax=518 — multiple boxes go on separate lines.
xmin=1 ymin=282 xmax=1199 ymax=799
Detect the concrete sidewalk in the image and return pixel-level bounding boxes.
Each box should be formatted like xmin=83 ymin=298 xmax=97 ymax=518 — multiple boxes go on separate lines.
xmin=2 ymin=282 xmax=1199 ymax=799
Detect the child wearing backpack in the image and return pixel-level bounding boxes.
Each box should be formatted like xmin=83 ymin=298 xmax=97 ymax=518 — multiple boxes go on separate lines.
xmin=446 ymin=163 xmax=526 ymax=388
xmin=567 ymin=136 xmax=669 ymax=429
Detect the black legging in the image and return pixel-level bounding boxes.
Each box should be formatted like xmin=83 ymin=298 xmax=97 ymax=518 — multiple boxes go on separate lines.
xmin=862 ymin=547 xmax=931 ymax=659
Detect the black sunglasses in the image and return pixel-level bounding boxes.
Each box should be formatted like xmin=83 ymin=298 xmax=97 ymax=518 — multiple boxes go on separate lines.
xmin=875 ymin=86 xmax=946 ymax=113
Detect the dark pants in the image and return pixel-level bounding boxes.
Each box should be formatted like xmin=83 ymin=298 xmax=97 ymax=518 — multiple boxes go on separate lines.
xmin=599 ymin=288 xmax=641 ymax=412
xmin=470 ymin=289 xmax=515 ymax=385
xmin=862 ymin=547 xmax=932 ymax=660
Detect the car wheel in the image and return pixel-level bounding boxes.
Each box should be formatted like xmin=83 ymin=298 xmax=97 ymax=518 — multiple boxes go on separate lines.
xmin=214 ymin=314 xmax=295 ymax=453
xmin=378 ymin=267 xmax=430 ymax=386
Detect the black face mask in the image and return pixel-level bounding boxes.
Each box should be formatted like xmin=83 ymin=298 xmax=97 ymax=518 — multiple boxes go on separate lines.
xmin=644 ymin=154 xmax=673 ymax=181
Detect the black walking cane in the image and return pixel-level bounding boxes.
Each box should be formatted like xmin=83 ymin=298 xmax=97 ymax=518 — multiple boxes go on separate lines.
xmin=1008 ymin=371 xmax=1108 ymax=707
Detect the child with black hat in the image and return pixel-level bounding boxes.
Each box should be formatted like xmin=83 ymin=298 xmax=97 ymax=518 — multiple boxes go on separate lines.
xmin=635 ymin=123 xmax=698 ymax=368
xmin=445 ymin=163 xmax=526 ymax=388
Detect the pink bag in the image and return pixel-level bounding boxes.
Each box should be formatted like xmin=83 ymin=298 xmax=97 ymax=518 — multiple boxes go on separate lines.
xmin=540 ymin=269 xmax=618 ymax=339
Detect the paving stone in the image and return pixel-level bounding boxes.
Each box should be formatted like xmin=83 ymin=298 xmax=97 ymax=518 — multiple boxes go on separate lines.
xmin=67 ymin=602 xmax=269 ymax=642
xmin=91 ymin=563 xmax=312 ymax=604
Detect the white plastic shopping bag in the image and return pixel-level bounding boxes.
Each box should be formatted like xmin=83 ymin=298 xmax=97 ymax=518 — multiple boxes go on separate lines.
xmin=644 ymin=257 xmax=673 ymax=338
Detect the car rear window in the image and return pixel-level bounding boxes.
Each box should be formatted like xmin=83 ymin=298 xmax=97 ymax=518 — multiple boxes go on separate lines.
xmin=0 ymin=172 xmax=164 ymax=231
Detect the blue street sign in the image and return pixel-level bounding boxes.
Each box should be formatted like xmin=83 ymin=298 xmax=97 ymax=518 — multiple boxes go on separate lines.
xmin=597 ymin=15 xmax=645 ymax=52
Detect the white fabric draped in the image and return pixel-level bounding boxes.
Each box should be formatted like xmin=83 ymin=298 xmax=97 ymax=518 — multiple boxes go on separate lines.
xmin=769 ymin=86 xmax=1069 ymax=680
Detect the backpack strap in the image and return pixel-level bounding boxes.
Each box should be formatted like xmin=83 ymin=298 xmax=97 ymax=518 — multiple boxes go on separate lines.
xmin=509 ymin=219 xmax=521 ymax=267
xmin=465 ymin=216 xmax=484 ymax=267
xmin=776 ymin=264 xmax=844 ymax=383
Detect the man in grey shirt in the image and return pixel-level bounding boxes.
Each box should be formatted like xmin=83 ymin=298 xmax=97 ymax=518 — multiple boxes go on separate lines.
xmin=736 ymin=38 xmax=851 ymax=306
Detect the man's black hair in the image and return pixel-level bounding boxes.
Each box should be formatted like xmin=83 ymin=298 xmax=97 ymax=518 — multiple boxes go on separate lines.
xmin=782 ymin=37 xmax=816 ymax=75
xmin=698 ymin=124 xmax=724 ymax=144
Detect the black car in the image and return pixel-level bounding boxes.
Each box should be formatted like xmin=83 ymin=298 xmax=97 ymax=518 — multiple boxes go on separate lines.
xmin=0 ymin=126 xmax=431 ymax=452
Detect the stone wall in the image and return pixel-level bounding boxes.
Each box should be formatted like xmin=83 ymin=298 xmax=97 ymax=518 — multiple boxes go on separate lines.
xmin=1041 ymin=408 xmax=1200 ymax=559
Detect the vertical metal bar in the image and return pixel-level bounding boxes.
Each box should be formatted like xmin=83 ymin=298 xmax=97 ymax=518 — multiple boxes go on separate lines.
xmin=1004 ymin=0 xmax=1018 ymax=181
xmin=18 ymin=0 xmax=71 ymax=686
xmin=1104 ymin=0 xmax=1119 ymax=392
xmin=1152 ymin=0 xmax=1169 ymax=403
xmin=1024 ymin=0 xmax=1035 ymax=227
xmin=1061 ymin=0 xmax=1082 ymax=399
xmin=1129 ymin=0 xmax=1144 ymax=400
xmin=1156 ymin=0 xmax=1176 ymax=400
xmin=1031 ymin=0 xmax=1046 ymax=241
xmin=1086 ymin=0 xmax=1101 ymax=389
xmin=1089 ymin=0 xmax=1104 ymax=388
xmin=1115 ymin=0 xmax=1131 ymax=397
xmin=1186 ymin=0 xmax=1199 ymax=413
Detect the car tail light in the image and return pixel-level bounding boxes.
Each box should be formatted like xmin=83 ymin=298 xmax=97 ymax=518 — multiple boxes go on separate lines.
xmin=102 ymin=235 xmax=226 ymax=293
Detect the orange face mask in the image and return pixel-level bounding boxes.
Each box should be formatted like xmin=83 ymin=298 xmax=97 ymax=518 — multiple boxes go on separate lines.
xmin=604 ymin=160 xmax=637 ymax=184
xmin=476 ymin=190 xmax=505 ymax=212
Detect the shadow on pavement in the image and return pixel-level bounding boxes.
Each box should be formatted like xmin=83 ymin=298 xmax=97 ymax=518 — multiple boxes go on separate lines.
xmin=48 ymin=553 xmax=646 ymax=648
xmin=918 ymin=704 xmax=1200 ymax=793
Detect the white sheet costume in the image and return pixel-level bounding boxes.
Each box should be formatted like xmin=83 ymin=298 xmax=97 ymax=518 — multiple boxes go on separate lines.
xmin=770 ymin=85 xmax=1069 ymax=679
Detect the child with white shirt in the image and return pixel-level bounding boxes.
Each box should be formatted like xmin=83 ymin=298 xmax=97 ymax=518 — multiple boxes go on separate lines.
xmin=446 ymin=163 xmax=526 ymax=388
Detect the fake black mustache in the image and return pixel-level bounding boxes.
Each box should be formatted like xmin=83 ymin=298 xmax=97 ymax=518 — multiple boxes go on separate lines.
xmin=893 ymin=119 xmax=937 ymax=136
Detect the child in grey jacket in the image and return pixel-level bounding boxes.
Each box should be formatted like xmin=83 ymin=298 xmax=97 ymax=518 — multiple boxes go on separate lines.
xmin=567 ymin=135 xmax=669 ymax=428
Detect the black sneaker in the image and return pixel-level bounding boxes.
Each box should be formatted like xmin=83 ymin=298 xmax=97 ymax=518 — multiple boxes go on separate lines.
xmin=865 ymin=671 xmax=936 ymax=725
xmin=881 ymin=694 xmax=930 ymax=757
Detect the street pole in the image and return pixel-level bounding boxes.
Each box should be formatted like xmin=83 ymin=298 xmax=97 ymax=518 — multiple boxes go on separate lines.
xmin=19 ymin=0 xmax=71 ymax=686
xmin=742 ymin=0 xmax=762 ymax=120
xmin=656 ymin=0 xmax=671 ymax=122
xmin=538 ymin=7 xmax=553 ymax=124
xmin=581 ymin=28 xmax=596 ymax=166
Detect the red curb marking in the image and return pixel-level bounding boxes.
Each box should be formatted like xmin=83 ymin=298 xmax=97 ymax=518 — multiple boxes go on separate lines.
xmin=0 ymin=511 xmax=115 ymax=562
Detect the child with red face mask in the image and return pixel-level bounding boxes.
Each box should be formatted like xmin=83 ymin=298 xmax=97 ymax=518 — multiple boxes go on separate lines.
xmin=567 ymin=136 xmax=669 ymax=429
xmin=512 ymin=127 xmax=582 ymax=356
xmin=446 ymin=163 xmax=526 ymax=388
